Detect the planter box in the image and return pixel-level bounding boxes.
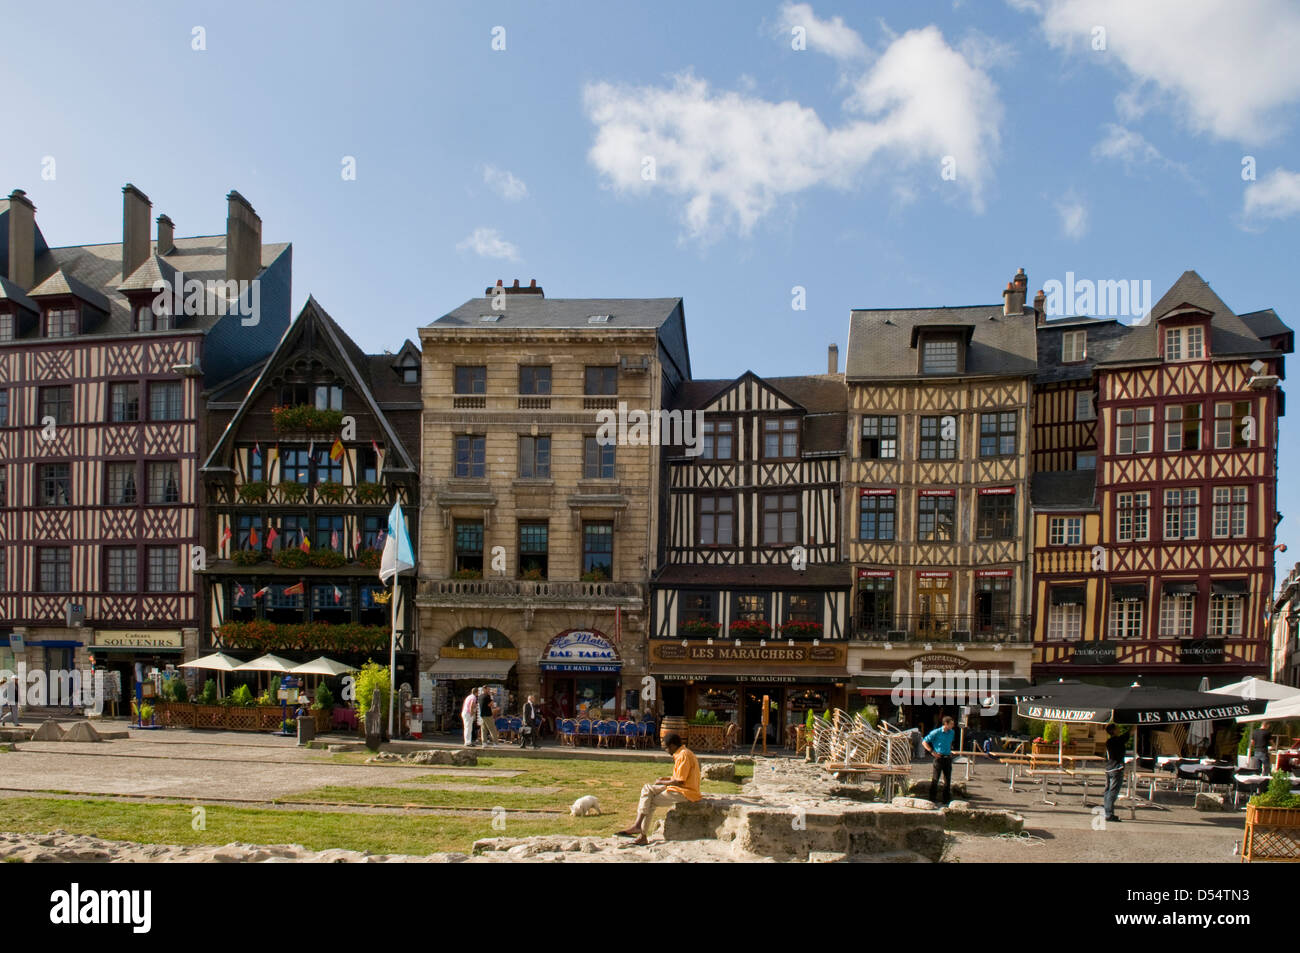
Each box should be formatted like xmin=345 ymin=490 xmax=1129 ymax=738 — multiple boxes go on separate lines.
xmin=686 ymin=724 xmax=728 ymax=753
xmin=1242 ymin=804 xmax=1300 ymax=862
xmin=150 ymin=702 xmax=311 ymax=733
xmin=1032 ymin=742 xmax=1077 ymax=757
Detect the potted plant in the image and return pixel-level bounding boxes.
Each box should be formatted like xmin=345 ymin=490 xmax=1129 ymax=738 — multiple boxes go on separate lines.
xmin=521 ymin=568 xmax=546 ymax=582
xmin=778 ymin=620 xmax=822 ymax=638
xmin=316 ymin=481 xmax=347 ymax=503
xmin=271 ymin=405 xmax=344 ymax=434
xmin=273 ymin=548 xmax=309 ymax=569
xmin=309 ymin=549 xmax=347 ymax=568
xmin=729 ymin=619 xmax=772 ymax=638
xmin=1243 ymin=770 xmax=1300 ymax=861
xmin=686 ymin=709 xmax=727 ymax=752
xmin=237 ymin=481 xmax=268 ymax=503
xmin=580 ymin=568 xmax=609 ymax=583
xmin=279 ymin=481 xmax=308 ymax=502
xmin=356 ymin=481 xmax=387 ymax=504
xmin=452 ymin=568 xmax=483 ymax=580
xmin=231 ymin=549 xmax=264 ymax=566
xmin=357 ymin=548 xmax=382 ymax=569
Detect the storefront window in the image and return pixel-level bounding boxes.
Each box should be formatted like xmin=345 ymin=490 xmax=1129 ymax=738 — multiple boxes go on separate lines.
xmin=312 ymin=584 xmax=351 ymax=624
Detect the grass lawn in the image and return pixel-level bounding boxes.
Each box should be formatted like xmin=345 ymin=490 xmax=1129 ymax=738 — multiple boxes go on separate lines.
xmin=0 ymin=756 xmax=745 ymax=856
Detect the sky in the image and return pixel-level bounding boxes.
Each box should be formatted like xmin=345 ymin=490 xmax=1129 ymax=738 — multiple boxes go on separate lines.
xmin=4 ymin=0 xmax=1300 ymax=577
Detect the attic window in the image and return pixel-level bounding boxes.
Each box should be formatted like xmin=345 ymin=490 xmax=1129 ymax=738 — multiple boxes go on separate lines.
xmin=922 ymin=338 xmax=959 ymax=374
xmin=1165 ymin=326 xmax=1204 ymax=362
xmin=45 ymin=307 xmax=79 ymax=339
xmin=1062 ymin=330 xmax=1086 ymax=363
xmin=399 ymin=356 xmax=419 ymax=385
xmin=479 ymin=314 xmax=501 ymax=323
xmin=587 ymin=314 xmax=611 ymax=324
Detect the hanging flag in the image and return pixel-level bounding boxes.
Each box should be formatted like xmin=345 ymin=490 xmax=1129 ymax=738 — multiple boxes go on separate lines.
xmin=283 ymin=581 xmax=305 ymax=597
xmin=248 ymin=525 xmax=259 ymax=549
xmin=331 ymin=528 xmax=339 ymax=550
xmin=308 ymin=440 xmax=315 ymax=461
xmin=235 ymin=583 xmax=246 ymax=600
xmin=300 ymin=532 xmax=311 ymax=553
xmin=333 ymin=585 xmax=343 ymax=604
xmin=253 ymin=442 xmax=261 ymax=460
xmin=253 ymin=586 xmax=269 ymax=600
xmin=266 ymin=526 xmax=280 ymax=550
xmin=220 ymin=525 xmax=232 ymax=549
xmin=379 ymin=501 xmax=415 ymax=582
xmin=330 ymin=438 xmax=345 ymax=462
xmin=374 ymin=528 xmax=386 ymax=552
xmin=353 ymin=527 xmax=362 ymax=551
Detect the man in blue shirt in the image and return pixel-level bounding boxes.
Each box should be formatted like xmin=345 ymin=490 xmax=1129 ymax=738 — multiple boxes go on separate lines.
xmin=922 ymin=715 xmax=956 ymax=805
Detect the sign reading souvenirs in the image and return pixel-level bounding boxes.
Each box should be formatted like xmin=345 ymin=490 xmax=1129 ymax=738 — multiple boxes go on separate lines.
xmin=541 ymin=630 xmax=620 ymax=672
xmin=91 ymin=630 xmax=183 ymax=651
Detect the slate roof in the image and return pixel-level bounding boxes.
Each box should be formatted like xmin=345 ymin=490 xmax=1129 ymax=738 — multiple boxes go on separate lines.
xmin=669 ymin=371 xmax=847 ymax=455
xmin=434 ymin=296 xmax=684 ymax=330
xmin=846 ymin=304 xmax=1038 ymax=379
xmin=1034 ymin=316 xmax=1128 ymax=384
xmin=1030 ymin=471 xmax=1098 ymax=510
xmin=0 ymin=275 xmax=38 ymax=313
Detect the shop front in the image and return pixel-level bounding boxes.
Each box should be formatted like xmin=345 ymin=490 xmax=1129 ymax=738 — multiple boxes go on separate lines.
xmin=88 ymin=629 xmax=186 ymax=717
xmin=649 ymin=639 xmax=849 ymax=747
xmin=427 ymin=628 xmax=518 ymax=731
xmin=540 ymin=629 xmax=624 ymax=719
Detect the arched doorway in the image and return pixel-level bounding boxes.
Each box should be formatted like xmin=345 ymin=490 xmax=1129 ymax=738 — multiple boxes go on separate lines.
xmin=428 ymin=628 xmax=519 ymax=730
xmin=539 ymin=629 xmax=623 ymax=719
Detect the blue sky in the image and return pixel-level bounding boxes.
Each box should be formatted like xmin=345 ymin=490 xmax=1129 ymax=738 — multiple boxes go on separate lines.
xmin=5 ymin=0 xmax=1300 ymax=570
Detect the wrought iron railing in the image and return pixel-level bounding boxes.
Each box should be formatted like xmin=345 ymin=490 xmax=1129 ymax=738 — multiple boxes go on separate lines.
xmin=851 ymin=613 xmax=1033 ymax=644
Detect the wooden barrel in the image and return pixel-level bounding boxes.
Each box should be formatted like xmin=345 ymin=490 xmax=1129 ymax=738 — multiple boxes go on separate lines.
xmin=660 ymin=716 xmax=688 ymax=743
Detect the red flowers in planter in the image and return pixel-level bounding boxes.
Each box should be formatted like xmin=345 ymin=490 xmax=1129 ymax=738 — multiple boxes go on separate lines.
xmin=728 ymin=620 xmax=772 ymax=637
xmin=216 ymin=621 xmax=389 ymax=654
xmin=777 ymin=621 xmax=823 ymax=638
xmin=679 ymin=620 xmax=722 ymax=636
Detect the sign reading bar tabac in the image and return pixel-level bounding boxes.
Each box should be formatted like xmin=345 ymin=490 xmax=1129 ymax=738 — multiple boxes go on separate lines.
xmin=92 ymin=630 xmax=183 ymax=650
xmin=652 ymin=639 xmax=843 ymax=666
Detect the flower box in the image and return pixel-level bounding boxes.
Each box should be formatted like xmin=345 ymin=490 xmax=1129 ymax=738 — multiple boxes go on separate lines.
xmin=728 ymin=620 xmax=772 ymax=637
xmin=679 ymin=620 xmax=722 ymax=637
xmin=686 ymin=723 xmax=728 ymax=752
xmin=271 ymin=405 xmax=344 ymax=434
xmin=1242 ymin=804 xmax=1300 ymax=862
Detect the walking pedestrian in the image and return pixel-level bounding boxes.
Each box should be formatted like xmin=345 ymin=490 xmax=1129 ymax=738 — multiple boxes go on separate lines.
xmin=922 ymin=715 xmax=956 ymax=805
xmin=1102 ymin=723 xmax=1127 ymax=822
xmin=478 ymin=686 xmax=500 ymax=746
xmin=1248 ymin=725 xmax=1272 ymax=774
xmin=520 ymin=694 xmax=541 ymax=749
xmin=461 ymin=687 xmax=479 ymax=747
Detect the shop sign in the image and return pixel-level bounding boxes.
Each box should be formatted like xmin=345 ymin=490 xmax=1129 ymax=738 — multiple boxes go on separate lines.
xmin=652 ymin=640 xmax=841 ymax=665
xmin=905 ymin=653 xmax=971 ymax=671
xmin=1180 ymin=638 xmax=1226 ymax=665
xmin=543 ymin=630 xmax=619 ymax=664
xmin=857 ymin=569 xmax=893 ymax=579
xmin=978 ymin=486 xmax=1015 ymax=495
xmin=92 ymin=630 xmax=183 ymax=650
xmin=1071 ymin=641 xmax=1117 ymax=665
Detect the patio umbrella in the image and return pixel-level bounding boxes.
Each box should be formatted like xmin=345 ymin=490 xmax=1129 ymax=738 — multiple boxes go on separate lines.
xmin=1188 ymin=677 xmax=1214 ymax=755
xmin=235 ymin=654 xmax=298 ymax=701
xmin=290 ymin=657 xmax=357 ymax=677
xmin=179 ymin=652 xmax=245 ymax=696
xmin=1017 ymin=682 xmax=1268 ymax=725
xmin=1236 ymin=693 xmax=1300 ymax=724
xmin=1212 ymin=676 xmax=1300 ymax=702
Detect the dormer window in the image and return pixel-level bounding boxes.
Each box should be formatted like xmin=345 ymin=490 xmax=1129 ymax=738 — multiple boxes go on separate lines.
xmin=136 ymin=301 xmax=172 ymax=332
xmin=922 ymin=338 xmax=959 ymax=374
xmin=400 ymin=356 xmax=419 ymax=384
xmin=0 ymin=312 xmax=13 ymax=342
xmin=1165 ymin=326 xmax=1204 ymax=361
xmin=1062 ymin=330 xmax=1086 ymax=363
xmin=45 ymin=307 xmax=78 ymax=339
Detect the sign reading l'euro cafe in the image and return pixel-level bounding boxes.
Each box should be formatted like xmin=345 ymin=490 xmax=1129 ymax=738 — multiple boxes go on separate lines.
xmin=91 ymin=630 xmax=184 ymax=650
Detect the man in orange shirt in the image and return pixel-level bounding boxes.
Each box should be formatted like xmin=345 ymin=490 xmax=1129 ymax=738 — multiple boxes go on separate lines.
xmin=616 ymin=732 xmax=701 ymax=846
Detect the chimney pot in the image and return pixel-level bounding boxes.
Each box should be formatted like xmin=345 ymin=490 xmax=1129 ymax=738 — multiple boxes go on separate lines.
xmin=1014 ymin=267 xmax=1027 ymax=290
xmin=156 ymin=214 xmax=175 ymax=257
xmin=1033 ymin=288 xmax=1047 ymax=326
xmin=225 ymin=190 xmax=263 ymax=282
xmin=1003 ymin=272 xmax=1026 ymax=316
xmin=529 ymin=279 xmax=537 ymax=288
xmin=512 ymin=279 xmax=520 ymax=288
xmin=6 ymin=188 xmax=37 ymax=289
xmin=827 ymin=344 xmax=839 ymax=375
xmin=122 ymin=184 xmax=152 ymax=282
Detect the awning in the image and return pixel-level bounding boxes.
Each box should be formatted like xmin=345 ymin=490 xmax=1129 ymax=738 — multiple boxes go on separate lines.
xmin=1050 ymin=586 xmax=1085 ymax=606
xmin=429 ymin=657 xmax=516 ymax=680
xmin=1111 ymin=584 xmax=1146 ymax=602
xmin=1162 ymin=581 xmax=1199 ymax=595
xmin=1212 ymin=579 xmax=1248 ymax=595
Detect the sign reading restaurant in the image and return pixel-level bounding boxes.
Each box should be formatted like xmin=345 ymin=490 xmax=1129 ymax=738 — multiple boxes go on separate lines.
xmin=92 ymin=630 xmax=183 ymax=650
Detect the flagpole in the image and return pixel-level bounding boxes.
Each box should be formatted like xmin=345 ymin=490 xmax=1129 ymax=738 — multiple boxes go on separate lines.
xmin=388 ymin=572 xmax=397 ymax=738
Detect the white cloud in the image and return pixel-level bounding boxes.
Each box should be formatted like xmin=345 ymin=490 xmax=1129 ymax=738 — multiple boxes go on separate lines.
xmin=1092 ymin=124 xmax=1162 ymax=166
xmin=482 ymin=165 xmax=528 ymax=201
xmin=1056 ymin=192 xmax=1088 ymax=238
xmin=456 ymin=227 xmax=520 ymax=260
xmin=584 ymin=22 xmax=1001 ymax=241
xmin=1244 ymin=168 xmax=1300 ymax=220
xmin=775 ymin=2 xmax=869 ymax=60
xmin=1030 ymin=0 xmax=1300 ymax=142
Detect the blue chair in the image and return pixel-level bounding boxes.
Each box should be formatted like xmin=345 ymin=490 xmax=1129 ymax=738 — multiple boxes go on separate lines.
xmin=509 ymin=717 xmax=522 ymax=735
xmin=619 ymin=721 xmax=638 ymax=749
xmin=577 ymin=719 xmax=592 ymax=745
xmin=558 ymin=718 xmax=576 ymax=746
xmin=495 ymin=716 xmax=510 ymax=742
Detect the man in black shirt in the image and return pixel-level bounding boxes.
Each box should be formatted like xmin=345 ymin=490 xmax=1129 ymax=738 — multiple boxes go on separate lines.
xmin=1102 ymin=723 xmax=1127 ymax=822
xmin=1248 ymin=726 xmax=1272 ymax=774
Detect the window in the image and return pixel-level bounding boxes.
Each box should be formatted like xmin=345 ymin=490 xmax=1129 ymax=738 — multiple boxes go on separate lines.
xmin=762 ymin=418 xmax=799 ymax=459
xmin=518 ymin=366 xmax=551 ymax=395
xmin=922 ymin=338 xmax=958 ymax=373
xmin=701 ymin=419 xmax=734 ymax=461
xmin=39 ymin=385 xmax=73 ymax=426
xmin=1116 ymin=407 xmax=1153 ymax=454
xmin=979 ymin=412 xmax=1017 ymax=457
xmin=1075 ymin=391 xmax=1096 ymax=421
xmin=1212 ymin=486 xmax=1249 ymax=538
xmin=1214 ymin=401 xmax=1251 ymax=449
xmin=1159 ymin=592 xmax=1194 ymax=638
xmin=677 ymin=591 xmax=716 ymax=625
xmin=732 ymin=593 xmax=769 ymax=623
xmin=857 ymin=577 xmax=894 ymax=634
xmin=400 ymin=357 xmax=419 ymax=385
xmin=315 ymin=515 xmax=345 ymax=551
xmin=584 ymin=366 xmax=617 ymax=395
xmin=858 ymin=492 xmax=896 ymax=541
xmin=976 ymin=493 xmax=1015 ymax=540
xmin=1077 ymin=453 xmax=1097 ymax=470
xmin=1062 ymin=330 xmax=1087 ymax=363
xmin=40 ymin=463 xmax=72 ymax=506
xmin=106 ymin=462 xmax=137 ymax=505
xmin=108 ymin=383 xmax=139 ymax=422
xmin=361 ymin=515 xmax=384 ymax=551
xmin=919 ymin=416 xmax=957 ymax=460
xmin=149 ymin=381 xmax=182 ymax=421
xmin=1164 ymin=403 xmax=1202 ymax=452
xmin=39 ymin=548 xmax=71 ymax=591
xmin=1048 ymin=604 xmax=1083 ymax=641
xmin=785 ymin=593 xmax=818 ymax=624
xmin=279 ymin=382 xmax=311 ymax=406
xmin=1163 ymin=488 xmax=1198 ymax=540
xmin=147 ymin=462 xmax=180 ymax=504
xmin=583 ymin=437 xmax=615 ymax=479
xmin=0 ymin=466 xmax=6 ymax=506
xmin=453 ymin=521 xmax=484 ymax=574
xmin=761 ymin=493 xmax=799 ymax=545
xmin=314 ymin=446 xmax=343 ymax=484
xmin=1049 ymin=516 xmax=1082 ymax=545
xmin=518 ymin=522 xmax=548 ymax=577
xmin=518 ymin=436 xmax=551 ymax=478
xmin=1165 ymin=326 xmax=1204 ymax=361
xmin=278 ymin=514 xmax=309 ymax=550
xmin=454 ymin=366 xmax=486 ymax=394
xmin=860 ymin=416 xmax=898 ymax=460
xmin=1109 ymin=598 xmax=1144 ymax=640
xmin=1210 ymin=594 xmax=1244 ymax=636
xmin=105 ymin=547 xmax=137 ymax=593
xmin=917 ymin=493 xmax=956 ymax=542
xmin=582 ymin=522 xmax=613 ymax=577
xmin=281 ymin=448 xmax=311 ymax=483
xmin=975 ymin=577 xmax=1011 ymax=630
xmin=455 ymin=435 xmax=486 ymax=478
xmin=358 ymin=446 xmax=378 ymax=483
xmin=146 ymin=547 xmax=179 ymax=592
xmin=0 ymin=389 xmax=7 ymax=427
xmin=314 ymin=384 xmax=343 ymax=411
xmin=45 ymin=307 xmax=78 ymax=338
xmin=0 ymin=313 xmax=13 ymax=341
xmin=1116 ymin=491 xmax=1150 ymax=542
xmin=236 ymin=515 xmax=264 ymax=550
xmin=699 ymin=494 xmax=734 ymax=546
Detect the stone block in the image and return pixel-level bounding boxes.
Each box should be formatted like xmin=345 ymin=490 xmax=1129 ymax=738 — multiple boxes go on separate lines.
xmin=1195 ymin=792 xmax=1228 ymax=812
xmin=943 ymin=807 xmax=1025 ymax=834
xmin=701 ymin=762 xmax=736 ymax=782
xmin=31 ymin=719 xmax=63 ymax=741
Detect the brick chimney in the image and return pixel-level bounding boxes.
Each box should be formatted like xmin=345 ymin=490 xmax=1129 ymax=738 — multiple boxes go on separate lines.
xmin=483 ymin=278 xmax=544 ymax=297
xmin=828 ymin=343 xmax=838 ymax=374
xmin=1003 ymin=267 xmax=1027 ymax=316
xmin=5 ymin=189 xmax=36 ymax=289
xmin=1033 ymin=288 xmax=1046 ymax=326
xmin=156 ymin=214 xmax=175 ymax=256
xmin=121 ymin=184 xmax=152 ymax=281
xmin=225 ymin=190 xmax=262 ymax=282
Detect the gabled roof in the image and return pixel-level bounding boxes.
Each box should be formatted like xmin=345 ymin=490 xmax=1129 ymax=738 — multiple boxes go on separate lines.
xmin=669 ymin=371 xmax=847 ymax=454
xmin=28 ymin=268 xmax=111 ymax=313
xmin=846 ymin=304 xmax=1038 ymax=379
xmin=117 ymin=254 xmax=177 ymax=293
xmin=0 ymin=275 xmax=38 ymax=314
xmin=202 ymin=296 xmax=419 ymax=474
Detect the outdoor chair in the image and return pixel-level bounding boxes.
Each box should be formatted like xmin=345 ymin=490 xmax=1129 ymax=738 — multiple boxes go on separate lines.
xmin=495 ymin=717 xmax=511 ymax=743
xmin=508 ymin=717 xmax=523 ymax=739
xmin=557 ymin=718 xmax=577 ymax=746
xmin=619 ymin=721 xmax=638 ymax=748
xmin=595 ymin=720 xmax=615 ymax=748
xmin=577 ymin=719 xmax=592 ymax=745
xmin=638 ymin=721 xmax=653 ymax=749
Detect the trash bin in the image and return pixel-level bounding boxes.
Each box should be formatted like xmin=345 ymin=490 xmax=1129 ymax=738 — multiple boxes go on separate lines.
xmin=297 ymin=714 xmax=316 ymax=746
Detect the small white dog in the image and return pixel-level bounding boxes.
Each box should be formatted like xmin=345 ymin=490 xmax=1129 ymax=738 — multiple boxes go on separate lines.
xmin=570 ymin=795 xmax=602 ymax=817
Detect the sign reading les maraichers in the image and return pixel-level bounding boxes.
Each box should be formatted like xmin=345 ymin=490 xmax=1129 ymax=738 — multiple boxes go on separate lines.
xmin=653 ymin=640 xmax=841 ymax=665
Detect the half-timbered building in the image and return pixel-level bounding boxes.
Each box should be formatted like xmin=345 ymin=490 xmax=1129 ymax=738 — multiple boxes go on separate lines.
xmin=199 ymin=298 xmax=421 ymax=692
xmin=0 ymin=184 xmax=291 ymax=701
xmin=1032 ymin=271 xmax=1293 ymax=685
xmin=648 ymin=366 xmax=850 ymax=745
xmin=415 ymin=283 xmax=690 ymax=726
xmin=844 ymin=271 xmax=1039 ymax=728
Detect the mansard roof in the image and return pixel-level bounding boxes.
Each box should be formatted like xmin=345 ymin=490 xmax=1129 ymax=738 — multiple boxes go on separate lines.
xmin=845 ymin=304 xmax=1038 ymax=380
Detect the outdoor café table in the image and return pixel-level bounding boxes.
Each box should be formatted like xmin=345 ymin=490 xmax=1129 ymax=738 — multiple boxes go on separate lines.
xmin=824 ymin=763 xmax=911 ymax=800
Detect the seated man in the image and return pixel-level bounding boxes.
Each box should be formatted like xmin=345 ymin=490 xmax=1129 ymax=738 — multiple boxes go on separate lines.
xmin=617 ymin=732 xmax=700 ymax=845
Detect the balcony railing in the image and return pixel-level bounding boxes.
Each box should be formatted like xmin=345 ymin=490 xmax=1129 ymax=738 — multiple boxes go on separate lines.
xmin=418 ymin=578 xmax=644 ymax=605
xmin=232 ymin=482 xmax=392 ymax=507
xmin=851 ymin=613 xmax=1033 ymax=644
